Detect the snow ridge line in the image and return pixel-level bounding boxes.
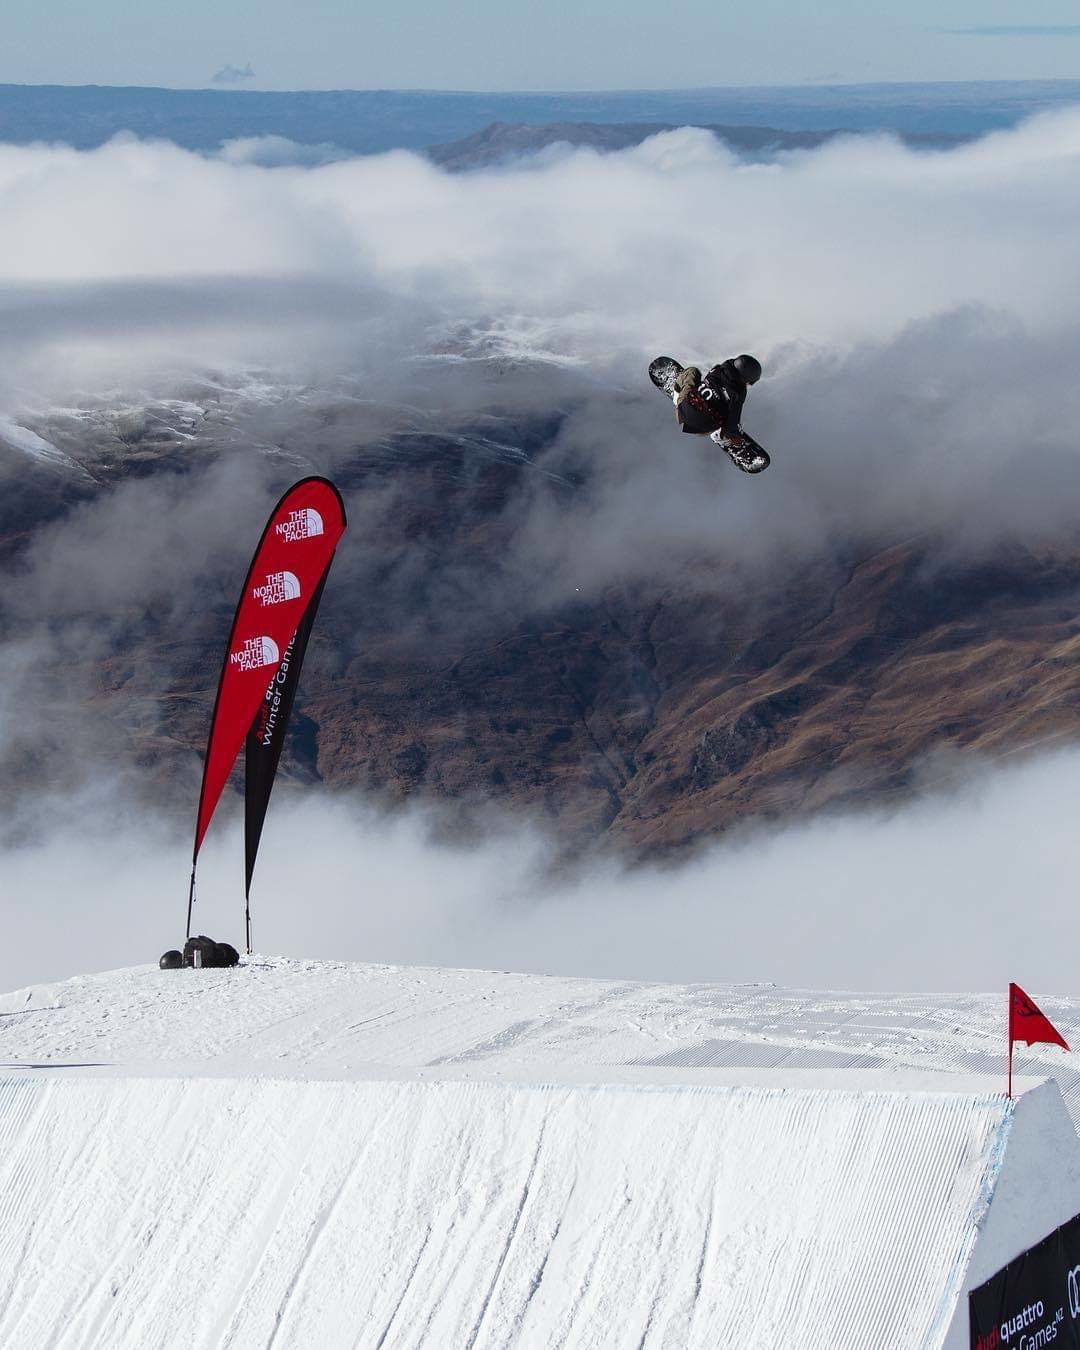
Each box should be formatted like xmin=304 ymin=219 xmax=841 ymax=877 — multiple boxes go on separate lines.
xmin=926 ymin=1092 xmax=1017 ymax=1349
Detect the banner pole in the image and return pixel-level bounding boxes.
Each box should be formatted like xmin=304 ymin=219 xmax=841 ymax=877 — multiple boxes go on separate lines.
xmin=185 ymin=864 xmax=196 ymax=941
xmin=1008 ymin=1037 xmax=1013 ymax=1100
xmin=245 ymin=896 xmax=252 ymax=957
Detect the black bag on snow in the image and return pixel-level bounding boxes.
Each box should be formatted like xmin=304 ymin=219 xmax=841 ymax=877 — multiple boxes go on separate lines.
xmin=180 ymin=935 xmax=240 ymax=968
xmin=182 ymin=935 xmax=215 ymax=967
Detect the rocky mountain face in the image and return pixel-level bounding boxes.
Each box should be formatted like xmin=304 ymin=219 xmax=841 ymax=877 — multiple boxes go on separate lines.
xmin=3 ymin=384 xmax=1079 ymax=856
xmin=300 ymin=530 xmax=1080 ymax=853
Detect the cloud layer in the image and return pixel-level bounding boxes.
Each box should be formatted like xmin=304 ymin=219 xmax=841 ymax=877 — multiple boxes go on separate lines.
xmin=4 ymin=113 xmax=1080 ymax=568
xmin=3 ymin=112 xmax=1080 ymax=348
xmin=4 ymin=116 xmax=1080 ymax=995
xmin=5 ymin=746 xmax=1080 ymax=995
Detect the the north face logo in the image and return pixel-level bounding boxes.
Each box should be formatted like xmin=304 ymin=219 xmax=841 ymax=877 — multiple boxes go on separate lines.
xmin=275 ymin=508 xmax=324 ymax=542
xmin=229 ymin=635 xmax=280 ymax=672
xmin=252 ymin=571 xmax=301 ymax=606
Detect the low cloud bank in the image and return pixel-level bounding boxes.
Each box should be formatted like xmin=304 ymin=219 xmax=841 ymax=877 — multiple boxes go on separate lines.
xmin=4 ymin=746 xmax=1078 ymax=995
xmin=5 ymin=109 xmax=1080 ymax=348
xmin=3 ymin=112 xmax=1080 ymax=571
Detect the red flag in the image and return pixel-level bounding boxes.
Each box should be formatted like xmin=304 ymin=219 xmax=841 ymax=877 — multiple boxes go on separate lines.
xmin=1009 ymin=982 xmax=1069 ymax=1052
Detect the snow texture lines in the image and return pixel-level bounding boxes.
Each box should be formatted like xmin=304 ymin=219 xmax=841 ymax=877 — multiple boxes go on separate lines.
xmin=370 ymin=1222 xmax=434 ymax=1350
xmin=0 ymin=1074 xmax=1027 ymax=1348
xmin=3 ymin=962 xmax=1080 ymax=1347
xmin=464 ymin=1117 xmax=548 ymax=1350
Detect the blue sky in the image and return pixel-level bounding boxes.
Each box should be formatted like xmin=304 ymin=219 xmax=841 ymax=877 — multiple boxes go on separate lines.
xmin=3 ymin=0 xmax=1080 ymax=90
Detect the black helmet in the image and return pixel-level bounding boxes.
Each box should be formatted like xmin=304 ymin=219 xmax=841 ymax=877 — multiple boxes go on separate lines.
xmin=159 ymin=949 xmax=183 ymax=970
xmin=732 ymin=354 xmax=762 ymax=385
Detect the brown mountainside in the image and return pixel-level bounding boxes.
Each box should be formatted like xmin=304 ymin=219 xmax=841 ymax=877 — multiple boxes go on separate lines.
xmin=302 ymin=538 xmax=1080 ymax=852
xmin=4 ymin=401 xmax=1080 ymax=853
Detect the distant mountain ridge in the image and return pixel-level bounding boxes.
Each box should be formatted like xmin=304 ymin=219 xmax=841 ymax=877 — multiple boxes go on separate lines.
xmin=2 ymin=80 xmax=1079 ymax=155
xmin=426 ymin=120 xmax=969 ymax=170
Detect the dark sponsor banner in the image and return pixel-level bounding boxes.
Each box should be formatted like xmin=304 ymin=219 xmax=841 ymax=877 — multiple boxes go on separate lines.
xmin=970 ymin=1211 xmax=1080 ymax=1349
xmin=244 ymin=569 xmax=328 ymax=898
xmin=193 ymin=477 xmax=346 ymax=859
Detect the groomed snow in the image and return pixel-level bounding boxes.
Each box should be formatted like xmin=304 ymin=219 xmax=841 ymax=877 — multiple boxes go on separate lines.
xmin=1 ymin=959 xmax=1078 ymax=1348
xmin=2 ymin=958 xmax=1077 ymax=1106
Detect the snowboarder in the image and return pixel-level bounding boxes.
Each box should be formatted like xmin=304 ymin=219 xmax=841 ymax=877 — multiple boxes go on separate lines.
xmin=648 ymin=355 xmax=769 ymax=474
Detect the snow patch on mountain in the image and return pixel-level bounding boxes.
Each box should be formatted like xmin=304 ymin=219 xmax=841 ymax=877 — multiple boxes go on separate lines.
xmin=0 ymin=416 xmax=91 ymax=478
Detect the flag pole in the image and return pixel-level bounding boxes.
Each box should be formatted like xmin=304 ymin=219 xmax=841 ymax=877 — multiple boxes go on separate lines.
xmin=185 ymin=863 xmax=196 ymax=941
xmin=1008 ymin=983 xmax=1013 ymax=1100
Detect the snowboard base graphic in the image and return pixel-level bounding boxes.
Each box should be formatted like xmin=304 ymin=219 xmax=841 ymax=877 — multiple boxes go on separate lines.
xmin=710 ymin=429 xmax=770 ymax=474
xmin=648 ymin=355 xmax=684 ymax=396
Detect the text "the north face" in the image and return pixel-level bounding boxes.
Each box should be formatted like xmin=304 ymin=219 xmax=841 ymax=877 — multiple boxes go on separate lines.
xmin=252 ymin=571 xmax=301 ymax=606
xmin=229 ymin=636 xmax=280 ymax=672
xmin=275 ymin=508 xmax=324 ymax=542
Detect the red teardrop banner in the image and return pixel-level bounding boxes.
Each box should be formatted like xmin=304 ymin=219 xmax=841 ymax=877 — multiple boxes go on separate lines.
xmin=193 ymin=477 xmax=347 ymax=862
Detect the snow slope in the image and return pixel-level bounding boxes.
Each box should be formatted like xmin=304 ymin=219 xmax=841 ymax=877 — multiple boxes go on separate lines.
xmin=0 ymin=1074 xmax=1061 ymax=1349
xmin=1 ymin=960 xmax=1078 ymax=1349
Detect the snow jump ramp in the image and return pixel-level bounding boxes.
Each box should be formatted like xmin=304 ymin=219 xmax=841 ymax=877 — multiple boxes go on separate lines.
xmin=1 ymin=962 xmax=1079 ymax=1349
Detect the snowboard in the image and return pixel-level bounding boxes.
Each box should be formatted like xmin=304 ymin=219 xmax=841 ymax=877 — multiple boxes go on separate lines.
xmin=648 ymin=355 xmax=771 ymax=475
xmin=709 ymin=428 xmax=770 ymax=475
xmin=648 ymin=355 xmax=684 ymax=397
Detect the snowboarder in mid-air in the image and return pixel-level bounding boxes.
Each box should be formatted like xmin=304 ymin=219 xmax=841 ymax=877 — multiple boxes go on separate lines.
xmin=648 ymin=354 xmax=769 ymax=474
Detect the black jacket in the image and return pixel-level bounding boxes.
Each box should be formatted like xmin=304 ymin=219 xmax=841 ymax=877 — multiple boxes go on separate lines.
xmin=677 ymin=360 xmax=747 ymax=437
